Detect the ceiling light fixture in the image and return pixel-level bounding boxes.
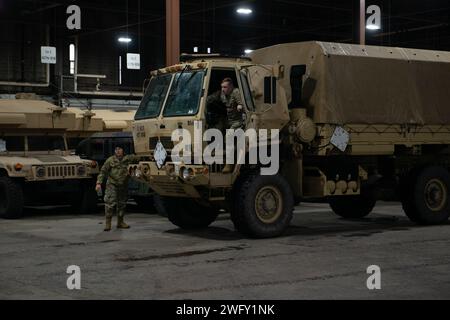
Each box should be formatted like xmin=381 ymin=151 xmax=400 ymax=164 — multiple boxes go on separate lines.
xmin=237 ymin=8 xmax=252 ymax=15
xmin=118 ymin=37 xmax=132 ymax=43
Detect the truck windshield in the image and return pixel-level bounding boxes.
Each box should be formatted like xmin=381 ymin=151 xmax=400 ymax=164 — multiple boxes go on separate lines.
xmin=163 ymin=70 xmax=205 ymax=117
xmin=135 ymin=74 xmax=172 ymax=120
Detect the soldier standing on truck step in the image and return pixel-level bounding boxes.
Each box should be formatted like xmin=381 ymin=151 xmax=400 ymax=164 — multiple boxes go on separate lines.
xmin=206 ymin=77 xmax=244 ymax=174
xmin=95 ymin=146 xmax=140 ymax=231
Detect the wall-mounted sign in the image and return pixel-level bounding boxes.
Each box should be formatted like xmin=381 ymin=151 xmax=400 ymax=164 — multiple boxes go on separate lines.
xmin=41 ymin=46 xmax=56 ymax=64
xmin=127 ymin=53 xmax=141 ymax=70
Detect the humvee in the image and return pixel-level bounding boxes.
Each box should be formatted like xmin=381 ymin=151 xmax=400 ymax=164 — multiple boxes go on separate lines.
xmin=130 ymin=42 xmax=450 ymax=238
xmin=0 ymin=99 xmax=99 ymax=218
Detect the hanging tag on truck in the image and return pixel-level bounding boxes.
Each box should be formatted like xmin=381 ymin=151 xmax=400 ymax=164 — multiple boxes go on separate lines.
xmin=154 ymin=141 xmax=167 ymax=169
xmin=330 ymin=126 xmax=350 ymax=152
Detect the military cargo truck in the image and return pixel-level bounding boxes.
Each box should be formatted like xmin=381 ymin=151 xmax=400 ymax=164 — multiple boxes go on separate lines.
xmin=130 ymin=41 xmax=450 ymax=238
xmin=0 ymin=99 xmax=99 ymax=218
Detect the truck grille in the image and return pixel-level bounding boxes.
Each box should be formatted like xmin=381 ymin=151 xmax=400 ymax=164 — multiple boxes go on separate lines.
xmin=46 ymin=165 xmax=77 ymax=178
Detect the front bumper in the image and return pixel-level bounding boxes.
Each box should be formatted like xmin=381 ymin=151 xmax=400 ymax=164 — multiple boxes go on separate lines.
xmin=129 ymin=161 xmax=210 ymax=198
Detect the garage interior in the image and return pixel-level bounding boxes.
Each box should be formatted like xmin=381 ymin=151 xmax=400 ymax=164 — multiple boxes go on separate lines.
xmin=1 ymin=0 xmax=450 ymax=301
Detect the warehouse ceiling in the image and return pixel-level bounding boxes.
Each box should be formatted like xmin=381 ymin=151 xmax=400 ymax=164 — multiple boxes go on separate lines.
xmin=1 ymin=0 xmax=450 ymax=92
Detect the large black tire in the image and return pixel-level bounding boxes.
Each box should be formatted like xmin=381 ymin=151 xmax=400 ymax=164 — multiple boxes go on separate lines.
xmin=0 ymin=176 xmax=24 ymax=219
xmin=400 ymin=166 xmax=450 ymax=225
xmin=153 ymin=194 xmax=168 ymax=217
xmin=71 ymin=182 xmax=98 ymax=214
xmin=156 ymin=196 xmax=219 ymax=229
xmin=328 ymin=192 xmax=376 ymax=219
xmin=231 ymin=174 xmax=294 ymax=238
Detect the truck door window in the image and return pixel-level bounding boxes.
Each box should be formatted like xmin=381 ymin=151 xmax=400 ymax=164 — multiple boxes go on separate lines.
xmin=240 ymin=71 xmax=255 ymax=111
xmin=91 ymin=140 xmax=105 ymax=158
xmin=135 ymin=74 xmax=172 ymax=120
xmin=28 ymin=136 xmax=66 ymax=151
xmin=163 ymin=70 xmax=205 ymax=117
xmin=205 ymin=69 xmax=242 ymax=128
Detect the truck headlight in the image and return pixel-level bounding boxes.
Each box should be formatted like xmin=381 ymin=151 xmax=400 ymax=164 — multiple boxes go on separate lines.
xmin=35 ymin=166 xmax=46 ymax=178
xmin=181 ymin=167 xmax=194 ymax=180
xmin=134 ymin=168 xmax=142 ymax=178
xmin=77 ymin=165 xmax=86 ymax=176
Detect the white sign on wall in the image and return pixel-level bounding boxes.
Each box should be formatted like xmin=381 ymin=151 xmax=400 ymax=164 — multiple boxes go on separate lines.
xmin=41 ymin=46 xmax=56 ymax=64
xmin=127 ymin=53 xmax=141 ymax=70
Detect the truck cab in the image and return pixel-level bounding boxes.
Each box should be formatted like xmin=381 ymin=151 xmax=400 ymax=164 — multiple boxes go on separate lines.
xmin=132 ymin=55 xmax=289 ymax=189
xmin=131 ymin=55 xmax=294 ymax=234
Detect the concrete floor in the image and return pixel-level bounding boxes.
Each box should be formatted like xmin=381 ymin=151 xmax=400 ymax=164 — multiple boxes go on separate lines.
xmin=0 ymin=201 xmax=449 ymax=300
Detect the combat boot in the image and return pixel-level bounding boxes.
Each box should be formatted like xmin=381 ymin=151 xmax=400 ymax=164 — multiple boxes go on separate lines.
xmin=222 ymin=164 xmax=234 ymax=174
xmin=117 ymin=217 xmax=130 ymax=229
xmin=104 ymin=218 xmax=112 ymax=232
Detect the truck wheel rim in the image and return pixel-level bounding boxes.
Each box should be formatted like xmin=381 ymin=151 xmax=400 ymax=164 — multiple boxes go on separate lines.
xmin=255 ymin=186 xmax=283 ymax=224
xmin=424 ymin=178 xmax=447 ymax=212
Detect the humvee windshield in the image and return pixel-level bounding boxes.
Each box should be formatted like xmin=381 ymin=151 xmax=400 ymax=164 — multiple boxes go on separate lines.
xmin=28 ymin=136 xmax=66 ymax=151
xmin=135 ymin=70 xmax=205 ymax=119
xmin=0 ymin=136 xmax=25 ymax=152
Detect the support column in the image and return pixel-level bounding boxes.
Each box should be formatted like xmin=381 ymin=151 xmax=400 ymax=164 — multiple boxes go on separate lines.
xmin=359 ymin=0 xmax=366 ymax=45
xmin=166 ymin=0 xmax=180 ymax=66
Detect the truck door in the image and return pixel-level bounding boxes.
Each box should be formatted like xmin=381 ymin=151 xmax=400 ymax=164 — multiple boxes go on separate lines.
xmin=239 ymin=65 xmax=290 ymax=131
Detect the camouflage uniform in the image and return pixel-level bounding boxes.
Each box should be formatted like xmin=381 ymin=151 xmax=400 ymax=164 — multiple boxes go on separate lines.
xmin=97 ymin=154 xmax=140 ymax=224
xmin=206 ymin=88 xmax=244 ymax=132
xmin=222 ymin=88 xmax=244 ymax=130
xmin=206 ymin=88 xmax=244 ymax=173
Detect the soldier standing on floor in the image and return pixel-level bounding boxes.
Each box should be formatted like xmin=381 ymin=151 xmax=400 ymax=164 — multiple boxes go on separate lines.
xmin=95 ymin=146 xmax=140 ymax=231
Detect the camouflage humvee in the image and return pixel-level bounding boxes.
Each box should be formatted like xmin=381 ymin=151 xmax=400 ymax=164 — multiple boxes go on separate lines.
xmin=0 ymin=99 xmax=99 ymax=218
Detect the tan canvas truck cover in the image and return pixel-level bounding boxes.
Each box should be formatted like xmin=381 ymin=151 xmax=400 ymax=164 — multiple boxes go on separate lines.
xmin=250 ymin=41 xmax=450 ymax=125
xmin=0 ymin=99 xmax=75 ymax=128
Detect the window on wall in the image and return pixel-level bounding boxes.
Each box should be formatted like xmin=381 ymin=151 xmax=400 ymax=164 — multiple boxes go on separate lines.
xmin=69 ymin=44 xmax=75 ymax=75
xmin=119 ymin=56 xmax=122 ymax=85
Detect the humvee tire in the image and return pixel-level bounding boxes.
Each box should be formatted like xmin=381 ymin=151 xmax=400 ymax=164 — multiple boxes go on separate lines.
xmin=231 ymin=174 xmax=294 ymax=238
xmin=0 ymin=176 xmax=24 ymax=219
xmin=401 ymin=166 xmax=450 ymax=225
xmin=71 ymin=181 xmax=98 ymax=214
xmin=328 ymin=194 xmax=376 ymax=219
xmin=157 ymin=196 xmax=219 ymax=229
